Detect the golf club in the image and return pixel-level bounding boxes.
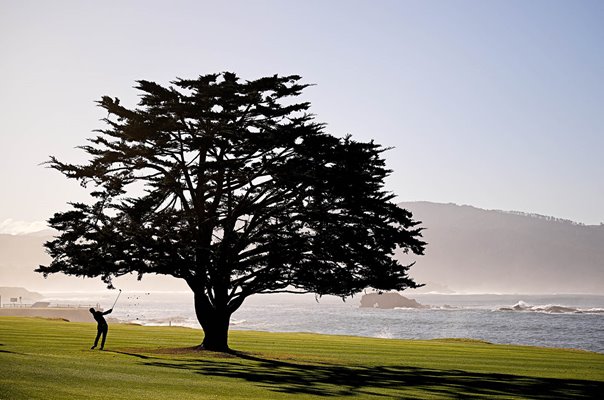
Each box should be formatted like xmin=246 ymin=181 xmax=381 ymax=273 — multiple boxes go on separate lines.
xmin=111 ymin=289 xmax=122 ymax=310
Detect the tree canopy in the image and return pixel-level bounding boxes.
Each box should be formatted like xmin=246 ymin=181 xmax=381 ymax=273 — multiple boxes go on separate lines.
xmin=37 ymin=72 xmax=426 ymax=350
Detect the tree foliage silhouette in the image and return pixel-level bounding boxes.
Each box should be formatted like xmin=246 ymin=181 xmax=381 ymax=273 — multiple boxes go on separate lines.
xmin=37 ymin=73 xmax=425 ymax=351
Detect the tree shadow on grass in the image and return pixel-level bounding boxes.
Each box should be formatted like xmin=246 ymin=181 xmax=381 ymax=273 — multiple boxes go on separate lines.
xmin=0 ymin=343 xmax=23 ymax=355
xmin=139 ymin=350 xmax=602 ymax=398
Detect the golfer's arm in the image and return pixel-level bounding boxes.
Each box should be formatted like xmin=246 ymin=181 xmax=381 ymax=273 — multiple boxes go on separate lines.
xmin=102 ymin=309 xmax=112 ymax=315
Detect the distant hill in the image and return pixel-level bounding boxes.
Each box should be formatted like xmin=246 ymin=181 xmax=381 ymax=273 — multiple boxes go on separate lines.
xmin=0 ymin=287 xmax=43 ymax=303
xmin=399 ymin=202 xmax=604 ymax=294
xmin=0 ymin=232 xmax=187 ymax=292
xmin=0 ymin=233 xmax=56 ymax=290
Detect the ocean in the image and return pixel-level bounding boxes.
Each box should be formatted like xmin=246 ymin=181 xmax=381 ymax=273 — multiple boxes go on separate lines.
xmin=39 ymin=291 xmax=604 ymax=353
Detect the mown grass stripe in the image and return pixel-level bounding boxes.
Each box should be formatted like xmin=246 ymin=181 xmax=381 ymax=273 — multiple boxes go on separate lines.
xmin=0 ymin=317 xmax=602 ymax=399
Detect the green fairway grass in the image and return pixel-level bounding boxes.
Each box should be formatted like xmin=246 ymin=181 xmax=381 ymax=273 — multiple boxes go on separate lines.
xmin=0 ymin=317 xmax=602 ymax=399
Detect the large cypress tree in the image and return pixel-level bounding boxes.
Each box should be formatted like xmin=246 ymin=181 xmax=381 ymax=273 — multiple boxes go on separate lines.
xmin=37 ymin=73 xmax=425 ymax=351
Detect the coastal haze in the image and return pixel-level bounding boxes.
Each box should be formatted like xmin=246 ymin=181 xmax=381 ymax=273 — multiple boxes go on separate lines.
xmin=1 ymin=202 xmax=602 ymax=295
xmin=401 ymin=202 xmax=604 ymax=294
xmin=0 ymin=232 xmax=188 ymax=293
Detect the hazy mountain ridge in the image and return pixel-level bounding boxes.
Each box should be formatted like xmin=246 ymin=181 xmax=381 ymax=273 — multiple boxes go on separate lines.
xmin=0 ymin=232 xmax=76 ymax=291
xmin=0 ymin=287 xmax=43 ymax=302
xmin=1 ymin=203 xmax=603 ymax=294
xmin=0 ymin=232 xmax=187 ymax=292
xmin=497 ymin=210 xmax=592 ymax=226
xmin=400 ymin=202 xmax=604 ymax=294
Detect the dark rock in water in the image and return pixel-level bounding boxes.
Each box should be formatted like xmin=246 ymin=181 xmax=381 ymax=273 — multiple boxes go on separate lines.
xmin=360 ymin=292 xmax=426 ymax=309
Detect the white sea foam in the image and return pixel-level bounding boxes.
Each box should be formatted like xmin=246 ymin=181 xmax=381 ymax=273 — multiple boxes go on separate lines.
xmin=499 ymin=300 xmax=603 ymax=314
xmin=375 ymin=326 xmax=394 ymax=339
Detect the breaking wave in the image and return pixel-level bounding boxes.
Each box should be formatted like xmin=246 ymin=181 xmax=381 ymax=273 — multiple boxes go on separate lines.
xmin=499 ymin=300 xmax=604 ymax=314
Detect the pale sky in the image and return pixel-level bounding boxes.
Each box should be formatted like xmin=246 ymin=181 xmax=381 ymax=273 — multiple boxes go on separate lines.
xmin=1 ymin=0 xmax=603 ymax=234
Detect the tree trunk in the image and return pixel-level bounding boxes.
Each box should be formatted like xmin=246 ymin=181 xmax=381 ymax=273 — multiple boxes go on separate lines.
xmin=193 ymin=291 xmax=231 ymax=352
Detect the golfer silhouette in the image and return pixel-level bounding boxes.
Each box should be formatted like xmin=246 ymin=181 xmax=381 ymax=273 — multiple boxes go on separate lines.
xmin=89 ymin=308 xmax=112 ymax=350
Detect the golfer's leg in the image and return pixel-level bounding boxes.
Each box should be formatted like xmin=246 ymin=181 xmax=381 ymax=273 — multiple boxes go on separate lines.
xmin=100 ymin=327 xmax=107 ymax=349
xmin=92 ymin=329 xmax=101 ymax=349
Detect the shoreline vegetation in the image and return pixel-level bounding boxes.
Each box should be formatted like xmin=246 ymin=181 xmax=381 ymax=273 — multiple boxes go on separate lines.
xmin=1 ymin=317 xmax=602 ymax=399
